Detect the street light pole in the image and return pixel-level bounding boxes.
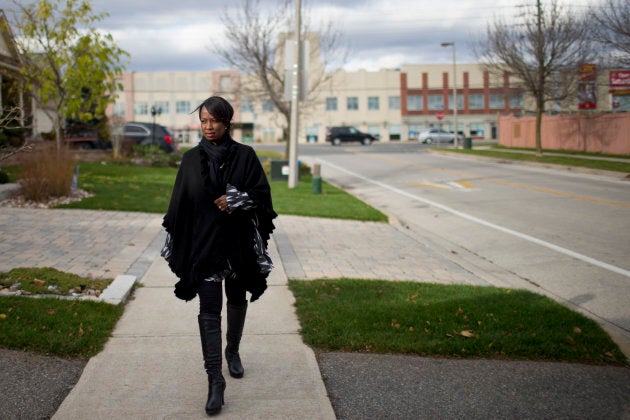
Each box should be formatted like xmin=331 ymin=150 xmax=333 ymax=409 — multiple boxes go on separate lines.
xmin=441 ymin=42 xmax=458 ymax=148
xmin=288 ymin=0 xmax=301 ymax=189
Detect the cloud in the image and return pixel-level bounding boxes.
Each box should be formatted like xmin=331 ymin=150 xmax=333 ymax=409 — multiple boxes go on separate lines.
xmin=0 ymin=0 xmax=594 ymax=73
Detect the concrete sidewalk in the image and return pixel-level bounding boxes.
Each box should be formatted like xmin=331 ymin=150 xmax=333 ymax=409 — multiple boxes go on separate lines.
xmin=52 ymin=233 xmax=335 ymax=419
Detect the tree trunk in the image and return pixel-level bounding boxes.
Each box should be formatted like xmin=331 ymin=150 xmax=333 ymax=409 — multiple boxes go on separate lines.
xmin=535 ymin=99 xmax=543 ymax=156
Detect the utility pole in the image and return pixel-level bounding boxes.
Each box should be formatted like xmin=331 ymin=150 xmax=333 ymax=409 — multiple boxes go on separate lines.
xmin=441 ymin=42 xmax=458 ymax=148
xmin=288 ymin=0 xmax=301 ymax=189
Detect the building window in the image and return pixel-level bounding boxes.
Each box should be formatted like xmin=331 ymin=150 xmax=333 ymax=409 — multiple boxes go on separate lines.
xmin=388 ymin=96 xmax=400 ymax=110
xmin=388 ymin=124 xmax=401 ymax=141
xmin=509 ymin=93 xmax=524 ymax=108
xmin=153 ymin=101 xmax=169 ymax=114
xmin=368 ymin=96 xmax=379 ymax=110
xmin=306 ymin=126 xmax=318 ymax=143
xmin=113 ymin=102 xmax=125 ymax=117
xmin=326 ymin=97 xmax=338 ymax=111
xmin=447 ymin=94 xmax=464 ymax=110
xmin=428 ymin=95 xmax=444 ymax=110
xmin=176 ymin=101 xmax=190 ymax=114
xmin=612 ymin=93 xmax=630 ymax=111
xmin=469 ymin=94 xmax=484 ymax=109
xmin=347 ymin=96 xmax=359 ymax=110
xmin=241 ymin=99 xmax=254 ymax=113
xmin=407 ymin=95 xmax=423 ymax=111
xmin=367 ymin=125 xmax=380 ymax=140
xmin=408 ymin=124 xmax=423 ymax=141
xmin=219 ymin=75 xmax=232 ymax=92
xmin=134 ymin=102 xmax=148 ymax=115
xmin=489 ymin=94 xmax=505 ymax=109
xmin=262 ymin=99 xmax=274 ymax=112
xmin=469 ymin=123 xmax=485 ymax=136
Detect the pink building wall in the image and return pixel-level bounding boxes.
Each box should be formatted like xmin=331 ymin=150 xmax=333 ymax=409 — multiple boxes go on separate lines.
xmin=498 ymin=113 xmax=630 ymax=155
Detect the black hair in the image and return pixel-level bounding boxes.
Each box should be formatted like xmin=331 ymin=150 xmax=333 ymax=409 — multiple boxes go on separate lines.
xmin=193 ymin=96 xmax=234 ymax=130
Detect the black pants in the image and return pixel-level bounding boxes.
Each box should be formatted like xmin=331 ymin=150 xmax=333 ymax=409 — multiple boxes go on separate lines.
xmin=198 ymin=278 xmax=247 ymax=316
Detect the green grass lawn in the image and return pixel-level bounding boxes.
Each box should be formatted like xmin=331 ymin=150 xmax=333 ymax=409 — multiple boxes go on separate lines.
xmin=289 ymin=279 xmax=627 ymax=365
xmin=0 ymin=268 xmax=123 ymax=358
xmin=52 ymin=160 xmax=387 ymax=221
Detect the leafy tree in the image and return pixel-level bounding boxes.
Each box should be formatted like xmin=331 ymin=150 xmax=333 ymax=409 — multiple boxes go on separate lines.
xmin=213 ymin=0 xmax=346 ymax=158
xmin=591 ymin=0 xmax=630 ymax=67
xmin=5 ymin=0 xmax=128 ymax=153
xmin=475 ymin=0 xmax=595 ymax=155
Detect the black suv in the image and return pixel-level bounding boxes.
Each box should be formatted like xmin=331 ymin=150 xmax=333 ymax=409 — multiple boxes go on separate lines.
xmin=325 ymin=126 xmax=376 ymax=146
xmin=123 ymin=122 xmax=176 ymax=153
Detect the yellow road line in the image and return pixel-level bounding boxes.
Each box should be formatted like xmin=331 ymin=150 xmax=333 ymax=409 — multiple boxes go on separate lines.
xmin=485 ymin=178 xmax=630 ymax=208
xmin=409 ymin=182 xmax=449 ymax=190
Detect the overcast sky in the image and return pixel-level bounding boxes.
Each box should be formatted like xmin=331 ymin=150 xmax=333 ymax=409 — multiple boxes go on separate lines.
xmin=1 ymin=0 xmax=594 ymax=73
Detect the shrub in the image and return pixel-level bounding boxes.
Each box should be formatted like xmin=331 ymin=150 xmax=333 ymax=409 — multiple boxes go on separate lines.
xmin=131 ymin=144 xmax=180 ymax=167
xmin=18 ymin=148 xmax=76 ymax=201
xmin=0 ymin=169 xmax=9 ymax=184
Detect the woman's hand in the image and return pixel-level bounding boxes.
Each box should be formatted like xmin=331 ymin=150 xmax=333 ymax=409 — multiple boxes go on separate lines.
xmin=214 ymin=195 xmax=229 ymax=212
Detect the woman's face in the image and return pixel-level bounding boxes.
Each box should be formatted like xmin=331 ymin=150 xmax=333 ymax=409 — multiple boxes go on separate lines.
xmin=200 ymin=106 xmax=227 ymax=142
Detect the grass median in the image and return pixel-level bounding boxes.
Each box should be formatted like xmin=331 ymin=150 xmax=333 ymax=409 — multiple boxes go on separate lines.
xmin=436 ymin=145 xmax=630 ymax=174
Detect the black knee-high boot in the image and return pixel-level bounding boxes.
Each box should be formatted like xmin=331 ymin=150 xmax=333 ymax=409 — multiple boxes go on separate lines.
xmin=225 ymin=302 xmax=247 ymax=378
xmin=198 ymin=313 xmax=226 ymax=415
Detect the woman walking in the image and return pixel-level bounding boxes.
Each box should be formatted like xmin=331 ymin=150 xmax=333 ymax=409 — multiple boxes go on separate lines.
xmin=162 ymin=96 xmax=276 ymax=415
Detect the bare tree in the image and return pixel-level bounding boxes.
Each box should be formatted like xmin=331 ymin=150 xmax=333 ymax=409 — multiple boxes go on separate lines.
xmin=0 ymin=107 xmax=32 ymax=163
xmin=591 ymin=0 xmax=630 ymax=67
xmin=476 ymin=0 xmax=595 ymax=155
xmin=213 ymin=0 xmax=347 ymax=157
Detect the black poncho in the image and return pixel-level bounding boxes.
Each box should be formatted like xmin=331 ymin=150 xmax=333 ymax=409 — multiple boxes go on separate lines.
xmin=162 ymin=136 xmax=277 ymax=301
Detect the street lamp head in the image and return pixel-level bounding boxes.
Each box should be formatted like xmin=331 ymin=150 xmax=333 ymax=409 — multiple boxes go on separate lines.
xmin=441 ymin=42 xmax=454 ymax=47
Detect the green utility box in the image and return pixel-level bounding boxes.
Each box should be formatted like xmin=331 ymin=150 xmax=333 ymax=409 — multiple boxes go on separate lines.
xmin=464 ymin=137 xmax=472 ymax=149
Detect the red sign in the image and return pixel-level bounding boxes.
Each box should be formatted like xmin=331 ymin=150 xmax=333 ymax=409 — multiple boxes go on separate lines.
xmin=436 ymin=111 xmax=444 ymax=120
xmin=610 ymin=70 xmax=630 ymax=88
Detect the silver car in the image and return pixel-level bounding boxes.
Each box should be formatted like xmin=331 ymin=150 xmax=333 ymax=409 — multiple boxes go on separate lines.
xmin=417 ymin=128 xmax=463 ymax=144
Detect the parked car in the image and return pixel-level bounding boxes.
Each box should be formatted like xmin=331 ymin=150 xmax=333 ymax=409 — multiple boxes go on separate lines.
xmin=65 ymin=125 xmax=111 ymax=150
xmin=123 ymin=122 xmax=176 ymax=153
xmin=417 ymin=128 xmax=463 ymax=144
xmin=325 ymin=126 xmax=377 ymax=146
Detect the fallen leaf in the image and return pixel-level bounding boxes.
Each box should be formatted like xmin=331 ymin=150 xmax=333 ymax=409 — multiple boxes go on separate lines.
xmin=47 ymin=309 xmax=56 ymax=315
xmin=78 ymin=326 xmax=84 ymax=337
xmin=33 ymin=279 xmax=46 ymax=286
xmin=455 ymin=307 xmax=464 ymax=316
xmin=459 ymin=330 xmax=476 ymax=338
xmin=573 ymin=327 xmax=582 ymax=334
xmin=408 ymin=326 xmax=414 ymax=332
xmin=0 ymin=314 xmax=6 ymax=319
xmin=445 ymin=333 xmax=453 ymax=338
xmin=565 ymin=335 xmax=576 ymax=345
